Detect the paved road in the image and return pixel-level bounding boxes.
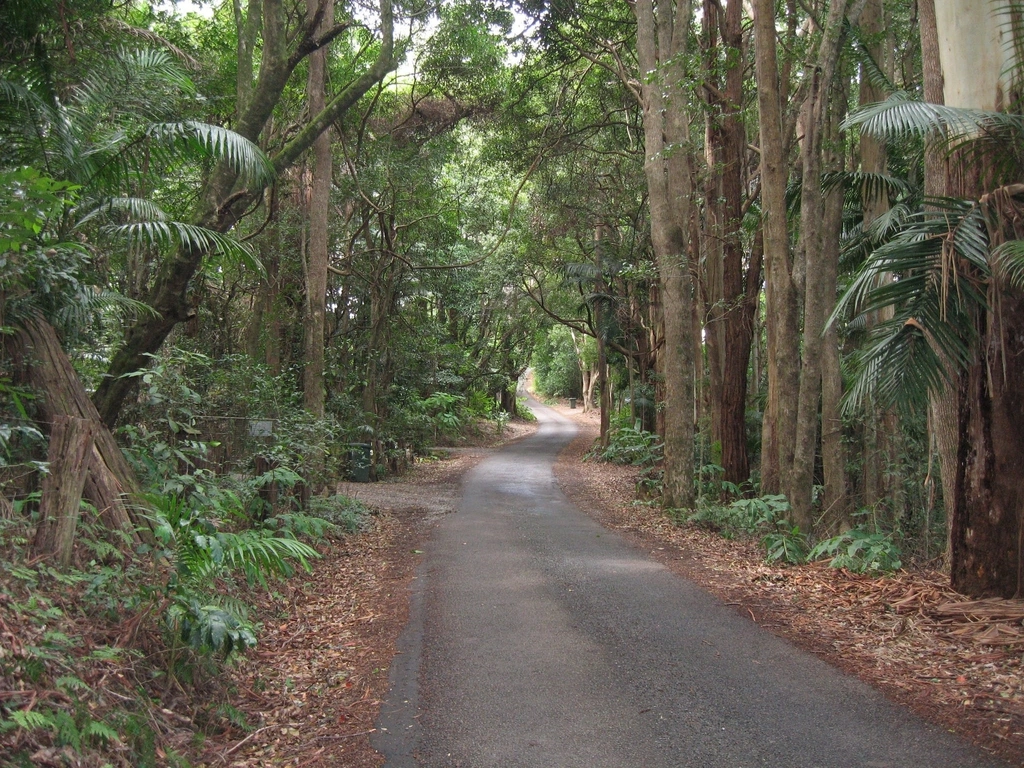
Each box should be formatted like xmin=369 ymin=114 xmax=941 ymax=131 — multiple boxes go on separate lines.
xmin=373 ymin=399 xmax=1005 ymax=767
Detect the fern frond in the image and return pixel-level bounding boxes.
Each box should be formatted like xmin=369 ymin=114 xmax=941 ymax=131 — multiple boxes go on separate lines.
xmin=216 ymin=531 xmax=318 ymax=585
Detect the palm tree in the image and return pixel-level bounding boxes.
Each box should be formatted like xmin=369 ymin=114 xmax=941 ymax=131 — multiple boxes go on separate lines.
xmin=840 ymin=64 xmax=1024 ymax=597
xmin=1 ymin=43 xmax=271 ymax=562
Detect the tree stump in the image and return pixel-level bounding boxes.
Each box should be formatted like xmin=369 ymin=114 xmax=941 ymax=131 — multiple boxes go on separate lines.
xmin=32 ymin=415 xmax=94 ymax=566
xmin=7 ymin=315 xmax=152 ymax=549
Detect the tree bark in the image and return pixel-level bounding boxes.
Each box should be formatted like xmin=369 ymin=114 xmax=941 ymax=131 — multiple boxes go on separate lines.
xmin=10 ymin=316 xmax=147 ymax=543
xmin=858 ymin=0 xmax=896 ymax=516
xmin=635 ymin=0 xmax=697 ymax=511
xmin=752 ymin=0 xmax=799 ymax=496
xmin=302 ymin=0 xmax=333 ymax=417
xmin=923 ymin=0 xmax=1023 ymax=596
xmin=595 ymin=224 xmax=611 ymax=447
xmin=32 ymin=415 xmax=94 ymax=567
xmin=696 ymin=0 xmax=753 ymax=487
xmin=820 ymin=119 xmax=850 ymax=528
xmin=788 ymin=0 xmax=849 ymax=531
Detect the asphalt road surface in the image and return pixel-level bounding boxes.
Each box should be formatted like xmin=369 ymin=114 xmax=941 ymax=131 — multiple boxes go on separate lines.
xmin=372 ymin=399 xmax=1005 ymax=768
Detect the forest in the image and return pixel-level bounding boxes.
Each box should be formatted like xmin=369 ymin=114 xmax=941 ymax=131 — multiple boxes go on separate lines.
xmin=2 ymin=0 xmax=1024 ymax=764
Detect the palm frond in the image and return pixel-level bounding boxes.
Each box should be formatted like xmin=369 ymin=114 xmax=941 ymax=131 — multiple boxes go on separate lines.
xmin=836 ymin=195 xmax=988 ymax=414
xmin=99 ymin=19 xmax=203 ymax=71
xmin=75 ymin=48 xmax=194 ymax=118
xmin=147 ymin=121 xmax=274 ymax=185
xmin=0 ymin=75 xmax=46 ymax=110
xmin=845 ymin=322 xmax=944 ymax=414
xmin=104 ymin=221 xmax=265 ymax=275
xmin=76 ymin=196 xmax=169 ymax=227
xmin=216 ymin=531 xmax=318 ymax=586
xmin=991 ymin=239 xmax=1024 ymax=288
xmin=55 ymin=288 xmax=157 ymax=330
xmin=560 ymin=261 xmax=603 ymax=283
xmin=0 ymin=72 xmax=65 ymax=167
xmin=845 ymin=22 xmax=897 ymax=95
xmin=864 ymin=202 xmax=914 ymax=242
xmin=843 ymin=92 xmax=1011 ymax=141
xmin=823 ymin=170 xmax=913 ymax=201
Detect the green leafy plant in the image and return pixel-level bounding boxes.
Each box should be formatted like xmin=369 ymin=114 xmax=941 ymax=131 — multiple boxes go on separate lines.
xmin=302 ymin=494 xmax=372 ymax=533
xmin=762 ymin=522 xmax=810 ymax=565
xmin=808 ymin=528 xmax=903 ymax=573
xmin=414 ymin=391 xmax=466 ymax=440
xmin=687 ymin=493 xmax=791 ymax=535
xmin=147 ymin=493 xmax=319 ymax=658
xmin=590 ymin=425 xmax=663 ymax=466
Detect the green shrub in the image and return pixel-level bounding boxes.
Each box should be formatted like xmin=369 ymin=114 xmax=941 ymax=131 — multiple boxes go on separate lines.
xmin=762 ymin=522 xmax=810 ymax=565
xmin=590 ymin=425 xmax=663 ymax=466
xmin=303 ymin=494 xmax=372 ymax=533
xmin=808 ymin=528 xmax=903 ymax=573
xmin=146 ymin=492 xmax=318 ymax=658
xmin=687 ymin=493 xmax=790 ymax=535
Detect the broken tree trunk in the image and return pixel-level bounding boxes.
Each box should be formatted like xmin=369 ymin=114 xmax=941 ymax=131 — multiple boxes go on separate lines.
xmin=32 ymin=415 xmax=94 ymax=567
xmin=9 ymin=315 xmax=151 ymax=546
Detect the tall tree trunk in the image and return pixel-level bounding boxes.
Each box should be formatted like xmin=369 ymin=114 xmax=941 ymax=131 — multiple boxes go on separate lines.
xmin=820 ymin=114 xmax=850 ymax=528
xmin=302 ymin=0 xmax=333 ymax=417
xmin=918 ymin=0 xmax=958 ymax=568
xmin=701 ymin=0 xmax=726 ymax=473
xmin=717 ymin=0 xmax=754 ymax=487
xmin=858 ymin=0 xmax=896 ymax=516
xmin=635 ymin=0 xmax=696 ymax=511
xmin=788 ymin=0 xmax=850 ymax=531
xmin=924 ymin=0 xmax=1023 ymax=596
xmin=594 ymin=225 xmax=611 ymax=447
xmin=752 ymin=0 xmax=799 ymax=496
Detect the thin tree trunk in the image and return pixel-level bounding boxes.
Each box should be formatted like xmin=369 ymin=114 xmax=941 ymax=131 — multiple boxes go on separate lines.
xmin=821 ymin=117 xmax=850 ymax=528
xmin=717 ymin=0 xmax=753 ymax=487
xmin=919 ymin=0 xmax=959 ymax=567
xmin=788 ymin=0 xmax=850 ymax=531
xmin=702 ymin=8 xmax=727 ymax=462
xmin=858 ymin=0 xmax=896 ymax=516
xmin=595 ymin=225 xmax=612 ymax=447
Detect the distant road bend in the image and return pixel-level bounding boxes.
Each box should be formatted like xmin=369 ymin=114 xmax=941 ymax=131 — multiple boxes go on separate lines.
xmin=372 ymin=398 xmax=1005 ymax=768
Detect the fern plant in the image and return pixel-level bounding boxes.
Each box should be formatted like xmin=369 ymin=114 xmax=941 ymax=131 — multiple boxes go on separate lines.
xmin=146 ymin=493 xmax=318 ymax=658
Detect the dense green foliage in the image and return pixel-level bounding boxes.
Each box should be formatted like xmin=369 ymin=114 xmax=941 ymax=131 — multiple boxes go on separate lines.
xmin=2 ymin=0 xmax=1022 ymax=761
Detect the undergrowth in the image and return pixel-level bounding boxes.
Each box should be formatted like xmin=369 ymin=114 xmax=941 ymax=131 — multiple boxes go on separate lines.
xmin=0 ymin=486 xmax=373 ymax=767
xmin=674 ymin=494 xmax=903 ymax=573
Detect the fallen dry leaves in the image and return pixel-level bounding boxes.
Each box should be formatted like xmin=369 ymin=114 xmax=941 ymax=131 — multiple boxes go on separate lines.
xmin=198 ymin=512 xmax=419 ymax=768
